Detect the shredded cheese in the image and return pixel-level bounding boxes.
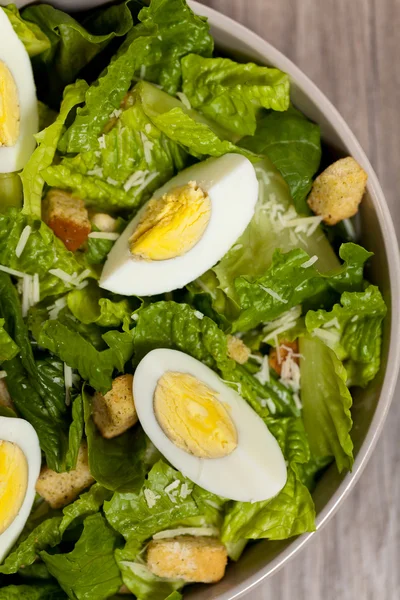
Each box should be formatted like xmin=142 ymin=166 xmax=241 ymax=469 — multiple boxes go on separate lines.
xmin=323 ymin=317 xmax=341 ymax=330
xmin=0 ymin=264 xmax=27 ymax=278
xmin=107 ymin=177 xmax=119 ymax=186
xmin=32 ymin=274 xmax=40 ymax=304
xmin=312 ymin=328 xmax=341 ymax=345
xmin=98 ymin=135 xmax=106 ymax=149
xmin=64 ymin=363 xmax=73 ymax=406
xmin=254 ymin=355 xmax=270 ymax=385
xmin=134 ymin=171 xmax=159 ymax=196
xmin=87 ymin=167 xmax=104 ymax=178
xmin=140 ymin=65 xmax=146 ymax=80
xmin=123 ymin=170 xmax=149 ymax=192
xmin=300 ymin=255 xmax=318 ymax=269
xmin=110 ymin=108 xmax=122 ymax=119
xmin=193 ymin=310 xmax=204 ymax=320
xmin=179 ymin=482 xmax=192 ymax=499
xmin=48 ymin=297 xmax=67 ymax=320
xmin=49 ymin=268 xmax=75 ymax=285
xmin=144 ymin=488 xmax=160 ymax=509
xmin=15 ymin=225 xmax=32 ymax=258
xmin=131 ymin=313 xmax=139 ymax=322
xmin=21 ymin=275 xmax=32 ymax=317
xmin=259 ymin=285 xmax=288 ymax=304
xmin=153 ymin=526 xmax=218 ymax=540
xmin=88 ymin=232 xmax=120 ymax=241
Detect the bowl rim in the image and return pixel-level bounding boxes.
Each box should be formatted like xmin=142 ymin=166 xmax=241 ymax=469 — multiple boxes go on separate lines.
xmin=189 ymin=1 xmax=400 ymax=598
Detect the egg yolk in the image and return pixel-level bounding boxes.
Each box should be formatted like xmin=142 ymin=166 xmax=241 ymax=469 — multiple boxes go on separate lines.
xmin=154 ymin=372 xmax=238 ymax=459
xmin=0 ymin=61 xmax=20 ymax=147
xmin=0 ymin=441 xmax=28 ymax=535
xmin=129 ymin=181 xmax=211 ymax=260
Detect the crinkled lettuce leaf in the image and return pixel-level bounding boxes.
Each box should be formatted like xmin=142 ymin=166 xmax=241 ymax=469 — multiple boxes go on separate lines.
xmin=21 ymin=80 xmax=88 ymax=218
xmin=83 ymin=386 xmax=161 ymax=492
xmin=2 ymin=4 xmax=50 ymax=57
xmin=62 ymin=0 xmax=213 ymax=153
xmin=60 ymin=483 xmax=112 ymax=535
xmin=305 ymin=285 xmax=386 ymax=387
xmin=0 ymin=583 xmax=65 ymax=599
xmin=299 ymin=335 xmax=353 ymax=472
xmin=0 ymin=318 xmax=19 ymax=361
xmin=38 ymin=320 xmax=133 ymax=394
xmin=0 ymin=517 xmax=62 ymax=575
xmin=0 ymin=274 xmax=68 ymax=470
xmin=221 ymin=417 xmax=315 ymax=542
xmin=233 ymin=243 xmax=372 ymax=332
xmin=65 ymin=393 xmax=84 ymax=472
xmin=182 ymin=54 xmax=290 ymax=137
xmin=116 ymin=558 xmax=184 ymax=600
xmin=0 ymin=209 xmax=87 ymax=300
xmin=67 ymin=282 xmax=136 ymax=330
xmin=22 ymin=1 xmax=136 ymax=106
xmin=239 ymin=106 xmax=321 ymax=213
xmin=41 ymin=514 xmax=122 ymax=600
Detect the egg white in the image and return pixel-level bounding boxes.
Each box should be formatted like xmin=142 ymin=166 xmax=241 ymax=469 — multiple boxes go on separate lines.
xmin=0 ymin=417 xmax=41 ymax=564
xmin=134 ymin=349 xmax=287 ymax=502
xmin=0 ymin=8 xmax=38 ymax=173
xmin=100 ymin=153 xmax=259 ymax=296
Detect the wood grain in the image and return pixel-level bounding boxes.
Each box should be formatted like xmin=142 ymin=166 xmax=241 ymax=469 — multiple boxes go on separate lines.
xmin=198 ymin=1 xmax=400 ymax=599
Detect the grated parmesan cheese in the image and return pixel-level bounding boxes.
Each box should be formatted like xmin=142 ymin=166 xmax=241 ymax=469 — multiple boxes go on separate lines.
xmin=110 ymin=108 xmax=122 ymax=119
xmin=254 ymin=355 xmax=270 ymax=385
xmin=15 ymin=225 xmax=32 ymax=258
xmin=193 ymin=310 xmax=204 ymax=320
xmin=21 ymin=275 xmax=32 ymax=317
xmin=176 ymin=92 xmax=192 ymax=109
xmin=300 ymin=255 xmax=318 ymax=269
xmin=32 ymin=274 xmax=40 ymax=304
xmin=107 ymin=177 xmax=119 ymax=186
xmin=179 ymin=482 xmax=192 ymax=499
xmin=98 ymin=135 xmax=106 ymax=149
xmin=0 ymin=371 xmax=7 ymax=379
xmin=259 ymin=285 xmax=288 ymax=304
xmin=134 ymin=171 xmax=159 ymax=197
xmin=164 ymin=480 xmax=181 ymax=503
xmin=312 ymin=327 xmax=341 ymax=345
xmin=87 ymin=167 xmax=104 ymax=178
xmin=140 ymin=132 xmax=154 ymax=165
xmin=123 ymin=170 xmax=149 ymax=192
xmin=153 ymin=526 xmax=218 ymax=540
xmin=0 ymin=264 xmax=27 ymax=278
xmin=144 ymin=488 xmax=160 ymax=509
xmin=88 ymin=232 xmax=120 ymax=241
xmin=131 ymin=313 xmax=139 ymax=322
xmin=48 ymin=297 xmax=67 ymax=320
xmin=64 ymin=363 xmax=73 ymax=406
xmin=49 ymin=268 xmax=75 ymax=285
xmin=323 ymin=317 xmax=341 ymax=330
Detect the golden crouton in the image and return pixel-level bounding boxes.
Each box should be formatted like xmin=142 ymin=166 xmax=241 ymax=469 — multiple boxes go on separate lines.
xmin=227 ymin=335 xmax=250 ymax=364
xmin=269 ymin=340 xmax=299 ymax=376
xmin=147 ymin=536 xmax=228 ymax=583
xmin=307 ymin=157 xmax=368 ymax=225
xmin=90 ymin=212 xmax=117 ymax=233
xmin=43 ymin=189 xmax=91 ymax=252
xmin=35 ymin=442 xmax=94 ymax=509
xmin=0 ymin=380 xmax=13 ymax=409
xmin=93 ymin=374 xmax=137 ymax=439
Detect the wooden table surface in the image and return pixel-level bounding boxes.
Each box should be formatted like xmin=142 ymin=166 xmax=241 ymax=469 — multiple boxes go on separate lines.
xmin=199 ymin=1 xmax=400 ymax=599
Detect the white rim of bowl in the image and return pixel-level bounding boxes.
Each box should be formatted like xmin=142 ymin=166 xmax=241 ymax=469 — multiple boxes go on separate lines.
xmin=189 ymin=2 xmax=400 ymax=598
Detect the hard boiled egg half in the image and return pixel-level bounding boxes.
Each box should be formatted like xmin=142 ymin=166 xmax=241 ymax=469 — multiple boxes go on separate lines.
xmin=134 ymin=349 xmax=287 ymax=502
xmin=100 ymin=153 xmax=258 ymax=296
xmin=0 ymin=8 xmax=38 ymax=173
xmin=0 ymin=417 xmax=41 ymax=563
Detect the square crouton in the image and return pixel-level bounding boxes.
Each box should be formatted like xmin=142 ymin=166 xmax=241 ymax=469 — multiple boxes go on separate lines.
xmin=35 ymin=442 xmax=94 ymax=509
xmin=93 ymin=374 xmax=137 ymax=439
xmin=43 ymin=189 xmax=91 ymax=252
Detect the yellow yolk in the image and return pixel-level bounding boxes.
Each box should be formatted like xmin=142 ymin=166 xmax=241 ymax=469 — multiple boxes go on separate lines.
xmin=0 ymin=61 xmax=20 ymax=147
xmin=0 ymin=441 xmax=28 ymax=534
xmin=154 ymin=372 xmax=238 ymax=459
xmin=129 ymin=181 xmax=211 ymax=260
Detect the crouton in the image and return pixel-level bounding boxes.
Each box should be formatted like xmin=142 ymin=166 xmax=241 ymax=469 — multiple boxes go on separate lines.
xmin=269 ymin=340 xmax=299 ymax=376
xmin=43 ymin=189 xmax=91 ymax=252
xmin=227 ymin=335 xmax=250 ymax=364
xmin=0 ymin=380 xmax=13 ymax=409
xmin=90 ymin=212 xmax=117 ymax=233
xmin=307 ymin=157 xmax=368 ymax=225
xmin=35 ymin=442 xmax=94 ymax=509
xmin=93 ymin=374 xmax=137 ymax=439
xmin=147 ymin=536 xmax=228 ymax=583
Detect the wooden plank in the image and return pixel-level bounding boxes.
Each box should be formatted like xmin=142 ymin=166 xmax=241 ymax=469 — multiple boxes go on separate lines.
xmin=199 ymin=1 xmax=400 ymax=598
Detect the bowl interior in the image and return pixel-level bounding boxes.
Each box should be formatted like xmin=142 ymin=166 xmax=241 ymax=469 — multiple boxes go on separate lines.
xmin=185 ymin=2 xmax=400 ymax=599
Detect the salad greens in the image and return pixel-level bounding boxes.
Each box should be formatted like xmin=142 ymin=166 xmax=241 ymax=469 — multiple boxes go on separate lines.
xmin=0 ymin=0 xmax=386 ymax=598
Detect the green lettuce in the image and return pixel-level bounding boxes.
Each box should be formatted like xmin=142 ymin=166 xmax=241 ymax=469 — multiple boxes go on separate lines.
xmin=299 ymin=335 xmax=353 ymax=472
xmin=0 ymin=209 xmax=87 ymax=300
xmin=305 ymin=285 xmax=386 ymax=387
xmin=0 ymin=583 xmax=65 ymax=599
xmin=22 ymin=2 xmax=136 ymax=106
xmin=83 ymin=387 xmax=160 ymax=492
xmin=2 ymin=5 xmax=50 ymax=57
xmin=233 ymin=243 xmax=372 ymax=332
xmin=239 ymin=106 xmax=321 ymax=213
xmin=0 ymin=172 xmax=23 ymax=212
xmin=0 ymin=318 xmax=19 ymax=361
xmin=60 ymin=484 xmax=112 ymax=535
xmin=38 ymin=320 xmax=134 ymax=394
xmin=0 ymin=517 xmax=62 ymax=575
xmin=62 ymin=0 xmax=213 ymax=153
xmin=41 ymin=514 xmax=122 ymax=600
xmin=117 ymin=558 xmax=184 ymax=600
xmin=67 ymin=282 xmax=135 ymax=330
xmin=65 ymin=393 xmax=84 ymax=471
xmin=21 ymin=81 xmax=88 ymax=218
xmin=221 ymin=417 xmax=315 ymax=542
xmin=182 ymin=54 xmax=290 ymax=137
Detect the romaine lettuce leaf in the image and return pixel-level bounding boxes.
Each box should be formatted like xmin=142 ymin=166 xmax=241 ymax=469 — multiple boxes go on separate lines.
xmin=233 ymin=243 xmax=372 ymax=332
xmin=182 ymin=54 xmax=290 ymax=137
xmin=299 ymin=335 xmax=353 ymax=472
xmin=305 ymin=285 xmax=386 ymax=387
xmin=41 ymin=514 xmax=122 ymax=600
xmin=21 ymin=81 xmax=88 ymax=218
xmin=67 ymin=282 xmax=135 ymax=330
xmin=2 ymin=4 xmax=50 ymax=57
xmin=83 ymin=387 xmax=160 ymax=492
xmin=239 ymin=106 xmax=321 ymax=213
xmin=62 ymin=0 xmax=213 ymax=153
xmin=0 ymin=209 xmax=87 ymax=300
xmin=0 ymin=583 xmax=65 ymax=599
xmin=65 ymin=393 xmax=84 ymax=471
xmin=0 ymin=273 xmax=68 ymax=470
xmin=0 ymin=517 xmax=62 ymax=575
xmin=38 ymin=320 xmax=134 ymax=394
xmin=22 ymin=1 xmax=136 ymax=106
xmin=221 ymin=417 xmax=315 ymax=542
xmin=60 ymin=484 xmax=112 ymax=535
xmin=0 ymin=318 xmax=19 ymax=361
xmin=116 ymin=557 xmax=184 ymax=600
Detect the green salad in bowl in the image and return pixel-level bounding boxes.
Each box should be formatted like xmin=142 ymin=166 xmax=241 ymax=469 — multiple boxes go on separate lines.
xmin=0 ymin=1 xmax=387 ymax=599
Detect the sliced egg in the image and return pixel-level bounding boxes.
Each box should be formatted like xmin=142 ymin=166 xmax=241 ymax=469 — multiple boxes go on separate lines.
xmin=100 ymin=153 xmax=258 ymax=296
xmin=0 ymin=8 xmax=38 ymax=173
xmin=0 ymin=417 xmax=41 ymax=563
xmin=134 ymin=349 xmax=287 ymax=502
